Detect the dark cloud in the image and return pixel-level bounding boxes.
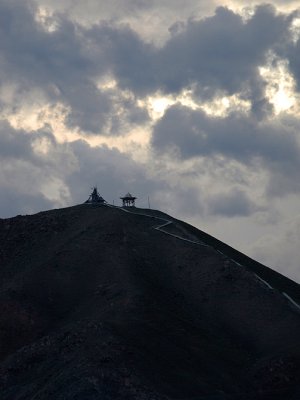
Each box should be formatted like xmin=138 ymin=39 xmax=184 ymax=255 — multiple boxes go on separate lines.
xmin=0 ymin=120 xmax=68 ymax=171
xmin=151 ymin=104 xmax=300 ymax=197
xmin=0 ymin=1 xmax=296 ymax=133
xmin=0 ymin=121 xmax=58 ymax=217
xmin=0 ymin=1 xmax=299 ymax=202
xmin=92 ymin=5 xmax=292 ymax=117
xmin=39 ymin=0 xmax=155 ymax=18
xmin=276 ymin=27 xmax=300 ymax=93
xmin=0 ymin=120 xmax=33 ymax=160
xmin=251 ymin=214 xmax=300 ymax=283
xmin=151 ymin=184 xmax=204 ymax=218
xmin=64 ymin=82 xmax=112 ymax=133
xmin=0 ymin=0 xmax=149 ymax=134
xmin=152 ymin=105 xmax=300 ymax=163
xmin=65 ymin=139 xmax=160 ymax=206
xmin=0 ymin=119 xmax=164 ymax=216
xmin=0 ymin=185 xmax=53 ymax=218
xmin=85 ymin=23 xmax=157 ymax=96
xmin=0 ymin=0 xmax=108 ymax=133
xmin=267 ymin=166 xmax=300 ymax=196
xmin=207 ymin=188 xmax=260 ymax=217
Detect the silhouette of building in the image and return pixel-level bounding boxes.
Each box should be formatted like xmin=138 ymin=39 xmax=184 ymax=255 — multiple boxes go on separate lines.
xmin=120 ymin=192 xmax=137 ymax=207
xmin=85 ymin=187 xmax=106 ymax=204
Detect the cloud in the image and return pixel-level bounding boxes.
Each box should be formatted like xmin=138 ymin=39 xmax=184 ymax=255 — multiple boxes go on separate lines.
xmin=36 ymin=0 xmax=216 ymax=44
xmin=0 ymin=0 xmax=150 ymax=135
xmin=0 ymin=0 xmax=105 ymax=132
xmin=276 ymin=27 xmax=300 ymax=94
xmin=0 ymin=1 xmax=296 ymax=135
xmin=38 ymin=0 xmax=155 ymax=20
xmin=207 ymin=188 xmax=261 ymax=217
xmin=159 ymin=6 xmax=275 ymax=94
xmin=0 ymin=120 xmax=33 ymax=160
xmin=0 ymin=117 xmax=204 ymax=218
xmin=0 ymin=185 xmax=53 ymax=218
xmin=0 ymin=120 xmax=75 ymax=216
xmin=151 ymin=103 xmax=300 ymax=219
xmin=152 ymin=104 xmax=300 ymax=168
xmin=251 ymin=214 xmax=300 ymax=282
xmin=89 ymin=5 xmax=292 ymax=117
xmin=65 ymin=139 xmax=163 ymax=206
xmin=0 ymin=118 xmax=165 ymax=216
xmin=152 ymin=184 xmax=204 ymax=218
xmin=85 ymin=23 xmax=157 ymax=97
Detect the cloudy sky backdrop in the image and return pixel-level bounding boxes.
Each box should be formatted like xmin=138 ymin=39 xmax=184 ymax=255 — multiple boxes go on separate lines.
xmin=1 ymin=0 xmax=300 ymax=282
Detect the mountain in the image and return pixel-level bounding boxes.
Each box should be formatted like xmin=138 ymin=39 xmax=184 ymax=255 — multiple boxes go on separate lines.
xmin=0 ymin=204 xmax=299 ymax=399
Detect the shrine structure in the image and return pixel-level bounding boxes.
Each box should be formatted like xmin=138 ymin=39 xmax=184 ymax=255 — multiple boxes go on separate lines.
xmin=120 ymin=192 xmax=137 ymax=207
xmin=85 ymin=187 xmax=106 ymax=204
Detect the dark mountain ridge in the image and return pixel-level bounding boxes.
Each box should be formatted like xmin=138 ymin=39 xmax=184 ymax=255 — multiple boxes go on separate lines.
xmin=0 ymin=204 xmax=299 ymax=399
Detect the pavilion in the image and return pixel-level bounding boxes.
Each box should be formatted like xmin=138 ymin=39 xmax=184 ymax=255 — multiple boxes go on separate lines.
xmin=120 ymin=192 xmax=137 ymax=207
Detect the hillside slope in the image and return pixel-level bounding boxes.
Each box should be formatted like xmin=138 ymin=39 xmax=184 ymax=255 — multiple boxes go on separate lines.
xmin=0 ymin=204 xmax=299 ymax=399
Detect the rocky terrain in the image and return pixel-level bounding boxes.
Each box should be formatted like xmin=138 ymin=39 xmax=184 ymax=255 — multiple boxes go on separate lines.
xmin=0 ymin=204 xmax=299 ymax=399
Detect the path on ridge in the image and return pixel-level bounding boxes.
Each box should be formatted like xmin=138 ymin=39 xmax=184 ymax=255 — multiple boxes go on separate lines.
xmin=105 ymin=204 xmax=300 ymax=314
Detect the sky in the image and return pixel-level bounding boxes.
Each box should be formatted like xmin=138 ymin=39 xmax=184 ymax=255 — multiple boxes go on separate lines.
xmin=0 ymin=0 xmax=300 ymax=282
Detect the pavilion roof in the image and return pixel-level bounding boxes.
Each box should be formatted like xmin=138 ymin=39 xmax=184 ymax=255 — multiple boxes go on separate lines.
xmin=120 ymin=192 xmax=136 ymax=199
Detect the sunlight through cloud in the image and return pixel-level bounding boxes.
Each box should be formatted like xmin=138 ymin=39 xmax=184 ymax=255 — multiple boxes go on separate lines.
xmin=260 ymin=58 xmax=298 ymax=114
xmin=35 ymin=6 xmax=59 ymax=33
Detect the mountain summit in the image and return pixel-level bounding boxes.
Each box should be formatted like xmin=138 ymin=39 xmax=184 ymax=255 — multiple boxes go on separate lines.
xmin=0 ymin=204 xmax=299 ymax=399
